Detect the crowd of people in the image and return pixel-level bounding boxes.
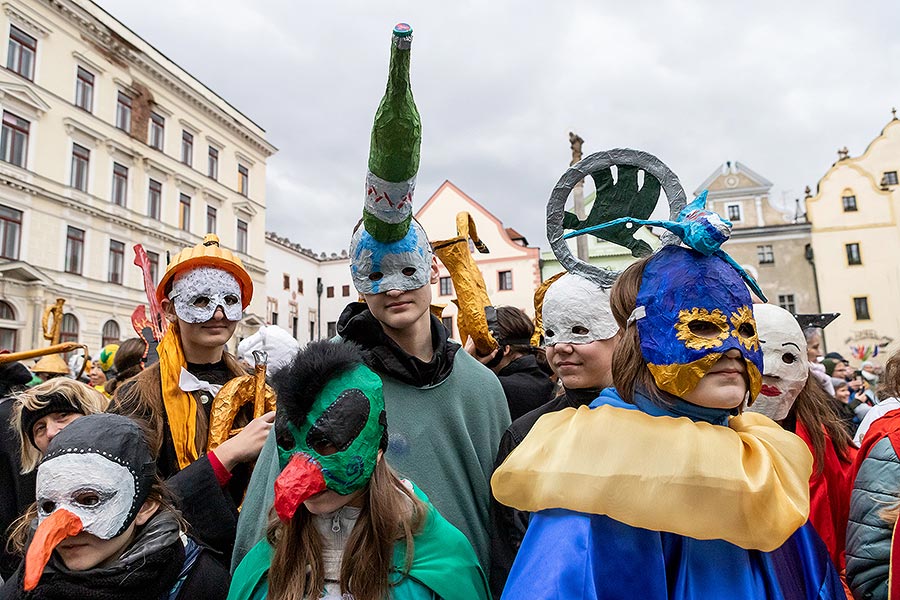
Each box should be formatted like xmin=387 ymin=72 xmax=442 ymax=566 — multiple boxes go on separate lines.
xmin=1 ymin=21 xmax=900 ymax=600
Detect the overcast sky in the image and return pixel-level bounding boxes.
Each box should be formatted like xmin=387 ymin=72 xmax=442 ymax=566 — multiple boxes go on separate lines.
xmin=95 ymin=0 xmax=900 ymax=254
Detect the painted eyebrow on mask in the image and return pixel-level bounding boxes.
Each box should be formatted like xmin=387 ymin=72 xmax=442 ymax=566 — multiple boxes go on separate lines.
xmin=782 ymin=342 xmax=802 ymax=351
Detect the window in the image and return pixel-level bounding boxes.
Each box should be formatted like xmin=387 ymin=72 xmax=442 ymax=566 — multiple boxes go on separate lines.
xmin=208 ymin=146 xmax=218 ymax=179
xmin=297 ymin=279 xmax=304 ymax=294
xmin=266 ymin=297 xmax=277 ymax=324
xmin=271 ymin=311 xmax=279 ymax=326
xmin=206 ymin=205 xmax=217 ymax=234
xmin=0 ymin=204 xmax=22 ymax=259
xmin=326 ymin=286 xmax=334 ymax=298
xmin=327 ymin=321 xmax=337 ymax=338
xmin=7 ymin=26 xmax=36 ymax=80
xmin=65 ymin=226 xmax=84 ymax=274
xmin=149 ymin=113 xmax=165 ymax=150
xmin=0 ymin=300 xmax=16 ymax=351
xmin=148 ymin=179 xmax=162 ymax=220
xmin=238 ymin=164 xmax=249 ymax=196
xmin=292 ymin=316 xmax=299 ymax=339
xmin=60 ymin=314 xmax=79 ymax=345
xmin=442 ymin=316 xmax=453 ymax=334
xmin=70 ymin=144 xmax=90 ymax=192
xmin=101 ymin=320 xmax=120 ymax=346
xmin=108 ymin=239 xmax=125 ymax=284
xmin=846 ymin=243 xmax=862 ymax=265
xmin=283 ymin=274 xmax=290 ymax=290
xmin=884 ymin=171 xmax=899 ymax=186
xmin=147 ymin=250 xmax=160 ymax=284
xmin=854 ymin=297 xmax=871 ymax=320
xmin=757 ymin=244 xmax=774 ymax=265
xmin=111 ymin=162 xmax=128 ymax=207
xmin=498 ymin=270 xmax=513 ymax=291
xmin=236 ymin=219 xmax=248 ymax=253
xmin=181 ymin=130 xmax=193 ymax=166
xmin=777 ymin=294 xmax=796 ymax=313
xmin=842 ymin=195 xmax=857 ymax=212
xmin=74 ymin=67 xmax=94 ymax=112
xmin=116 ymin=92 xmax=132 ymax=132
xmin=309 ymin=320 xmax=315 ymax=342
xmin=179 ymin=194 xmax=191 ymax=231
xmin=726 ymin=204 xmax=742 ymax=222
xmin=1 ymin=111 xmax=29 ymax=168
xmin=439 ymin=276 xmax=453 ymax=296
xmin=342 ymin=285 xmax=350 ymax=297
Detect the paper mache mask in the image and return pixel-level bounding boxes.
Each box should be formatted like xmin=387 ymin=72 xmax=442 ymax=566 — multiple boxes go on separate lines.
xmin=273 ymin=342 xmax=387 ymax=523
xmin=168 ymin=266 xmax=243 ymax=323
xmin=542 ymin=274 xmax=618 ymax=346
xmin=632 ymin=245 xmax=763 ymax=400
xmin=26 ymin=414 xmax=156 ymax=590
xmin=349 ymin=219 xmax=433 ymax=295
xmin=748 ymin=303 xmax=809 ymax=421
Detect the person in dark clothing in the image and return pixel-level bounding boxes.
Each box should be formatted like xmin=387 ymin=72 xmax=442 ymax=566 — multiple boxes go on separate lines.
xmin=1 ymin=413 xmax=228 ymax=599
xmin=110 ymin=235 xmax=271 ymax=564
xmin=465 ymin=306 xmax=555 ymax=421
xmin=489 ymin=273 xmax=619 ymax=598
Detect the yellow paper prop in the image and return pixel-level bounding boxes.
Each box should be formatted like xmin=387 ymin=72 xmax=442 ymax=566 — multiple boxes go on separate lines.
xmin=432 ymin=212 xmax=497 ymax=355
xmin=530 ymin=272 xmax=565 ymax=346
xmin=208 ymin=351 xmax=276 ymax=451
xmin=491 ymin=406 xmax=811 ymax=551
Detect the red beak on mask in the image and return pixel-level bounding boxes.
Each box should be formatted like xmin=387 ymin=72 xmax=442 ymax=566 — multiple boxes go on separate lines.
xmin=274 ymin=453 xmax=327 ymax=523
xmin=25 ymin=508 xmax=84 ymax=590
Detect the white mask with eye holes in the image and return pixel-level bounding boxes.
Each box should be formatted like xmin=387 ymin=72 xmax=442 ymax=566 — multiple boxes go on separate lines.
xmin=36 ymin=452 xmax=136 ymax=539
xmin=749 ymin=303 xmax=809 ymax=421
xmin=168 ymin=267 xmax=243 ymax=323
xmin=542 ymin=274 xmax=618 ymax=346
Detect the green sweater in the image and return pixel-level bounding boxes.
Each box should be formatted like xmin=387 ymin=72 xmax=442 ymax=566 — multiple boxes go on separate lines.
xmin=227 ymin=484 xmax=489 ymax=600
xmin=231 ymin=350 xmax=509 ymax=572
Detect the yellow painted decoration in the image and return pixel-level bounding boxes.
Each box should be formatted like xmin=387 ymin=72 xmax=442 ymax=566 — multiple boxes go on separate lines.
xmin=208 ymin=356 xmax=276 ymax=451
xmin=730 ymin=305 xmax=760 ymax=352
xmin=531 ymin=272 xmax=565 ymax=347
xmin=157 ymin=324 xmax=198 ymax=470
xmin=491 ymin=405 xmax=811 ymax=551
xmin=431 ymin=212 xmax=497 ymax=355
xmin=648 ymin=353 xmax=763 ymax=402
xmin=674 ymin=307 xmax=729 ymax=350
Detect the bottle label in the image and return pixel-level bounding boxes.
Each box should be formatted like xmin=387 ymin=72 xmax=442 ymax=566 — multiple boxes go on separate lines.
xmin=364 ymin=171 xmax=416 ymax=224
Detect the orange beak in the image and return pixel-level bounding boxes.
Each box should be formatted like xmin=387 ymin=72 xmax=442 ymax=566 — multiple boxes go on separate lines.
xmin=24 ymin=508 xmax=84 ymax=591
xmin=274 ymin=454 xmax=326 ymax=523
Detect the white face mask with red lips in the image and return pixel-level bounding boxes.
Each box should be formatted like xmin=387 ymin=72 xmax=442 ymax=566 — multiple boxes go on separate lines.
xmin=749 ymin=304 xmax=809 ymax=421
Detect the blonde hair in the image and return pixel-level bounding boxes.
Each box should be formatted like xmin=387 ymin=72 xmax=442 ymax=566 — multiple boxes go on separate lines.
xmin=10 ymin=379 xmax=107 ymax=473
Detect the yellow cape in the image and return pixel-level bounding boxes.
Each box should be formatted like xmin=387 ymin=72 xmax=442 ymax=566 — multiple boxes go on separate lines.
xmin=491 ymin=404 xmax=811 ymax=551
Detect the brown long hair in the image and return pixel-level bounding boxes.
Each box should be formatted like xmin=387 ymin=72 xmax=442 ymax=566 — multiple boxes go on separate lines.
xmin=265 ymin=460 xmax=426 ymax=600
xmin=878 ymin=350 xmax=900 ymax=400
xmin=789 ymin=375 xmax=852 ymax=471
xmin=609 ymin=255 xmax=667 ymax=405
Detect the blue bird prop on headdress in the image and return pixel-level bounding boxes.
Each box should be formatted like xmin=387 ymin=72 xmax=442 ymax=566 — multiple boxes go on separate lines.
xmin=564 ymin=190 xmax=768 ymax=302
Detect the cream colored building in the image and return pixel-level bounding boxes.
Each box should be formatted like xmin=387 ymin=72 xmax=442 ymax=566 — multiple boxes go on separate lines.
xmin=0 ymin=0 xmax=275 ymax=358
xmin=806 ymin=117 xmax=900 ymax=364
xmin=415 ymin=180 xmax=541 ymax=337
xmin=696 ymin=161 xmax=818 ymax=314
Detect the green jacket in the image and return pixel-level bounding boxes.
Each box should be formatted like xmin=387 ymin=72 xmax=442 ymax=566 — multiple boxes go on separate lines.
xmin=227 ymin=484 xmax=489 ymax=600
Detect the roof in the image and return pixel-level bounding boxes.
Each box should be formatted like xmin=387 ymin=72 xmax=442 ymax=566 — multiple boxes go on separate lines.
xmin=694 ymin=161 xmax=773 ymax=197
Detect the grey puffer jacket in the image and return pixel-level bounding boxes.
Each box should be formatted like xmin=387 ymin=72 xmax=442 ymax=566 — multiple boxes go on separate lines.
xmin=847 ymin=436 xmax=900 ymax=600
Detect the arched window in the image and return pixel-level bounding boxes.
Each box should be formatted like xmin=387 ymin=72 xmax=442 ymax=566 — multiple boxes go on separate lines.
xmin=60 ymin=313 xmax=79 ymax=344
xmin=101 ymin=320 xmax=120 ymax=347
xmin=0 ymin=300 xmax=16 ymax=351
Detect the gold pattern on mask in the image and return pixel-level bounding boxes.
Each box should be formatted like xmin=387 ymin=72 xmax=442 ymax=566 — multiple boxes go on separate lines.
xmin=674 ymin=308 xmax=729 ymax=350
xmin=730 ymin=305 xmax=760 ymax=352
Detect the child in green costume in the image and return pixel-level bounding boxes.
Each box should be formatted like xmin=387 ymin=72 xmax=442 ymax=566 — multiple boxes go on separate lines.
xmin=228 ymin=341 xmax=489 ymax=600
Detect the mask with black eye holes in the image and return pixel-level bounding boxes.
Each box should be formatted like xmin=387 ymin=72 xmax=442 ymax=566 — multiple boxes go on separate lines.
xmin=168 ymin=266 xmax=243 ymax=323
xmin=349 ymin=220 xmax=432 ymax=294
xmin=748 ymin=303 xmax=809 ymax=421
xmin=631 ymin=246 xmax=763 ymax=400
xmin=541 ymin=274 xmax=618 ymax=346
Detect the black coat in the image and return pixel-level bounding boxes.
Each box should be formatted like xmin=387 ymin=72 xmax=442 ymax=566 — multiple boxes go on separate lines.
xmin=496 ymin=355 xmax=555 ymax=422
xmin=0 ymin=397 xmax=34 ymax=580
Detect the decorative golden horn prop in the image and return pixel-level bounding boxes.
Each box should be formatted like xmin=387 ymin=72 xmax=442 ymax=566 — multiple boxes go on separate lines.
xmin=207 ymin=351 xmax=277 ymax=452
xmin=531 ymin=272 xmax=565 ymax=346
xmin=41 ymin=299 xmax=65 ymax=345
xmin=0 ymin=343 xmax=90 ymax=379
xmin=432 ymin=212 xmax=498 ymax=356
